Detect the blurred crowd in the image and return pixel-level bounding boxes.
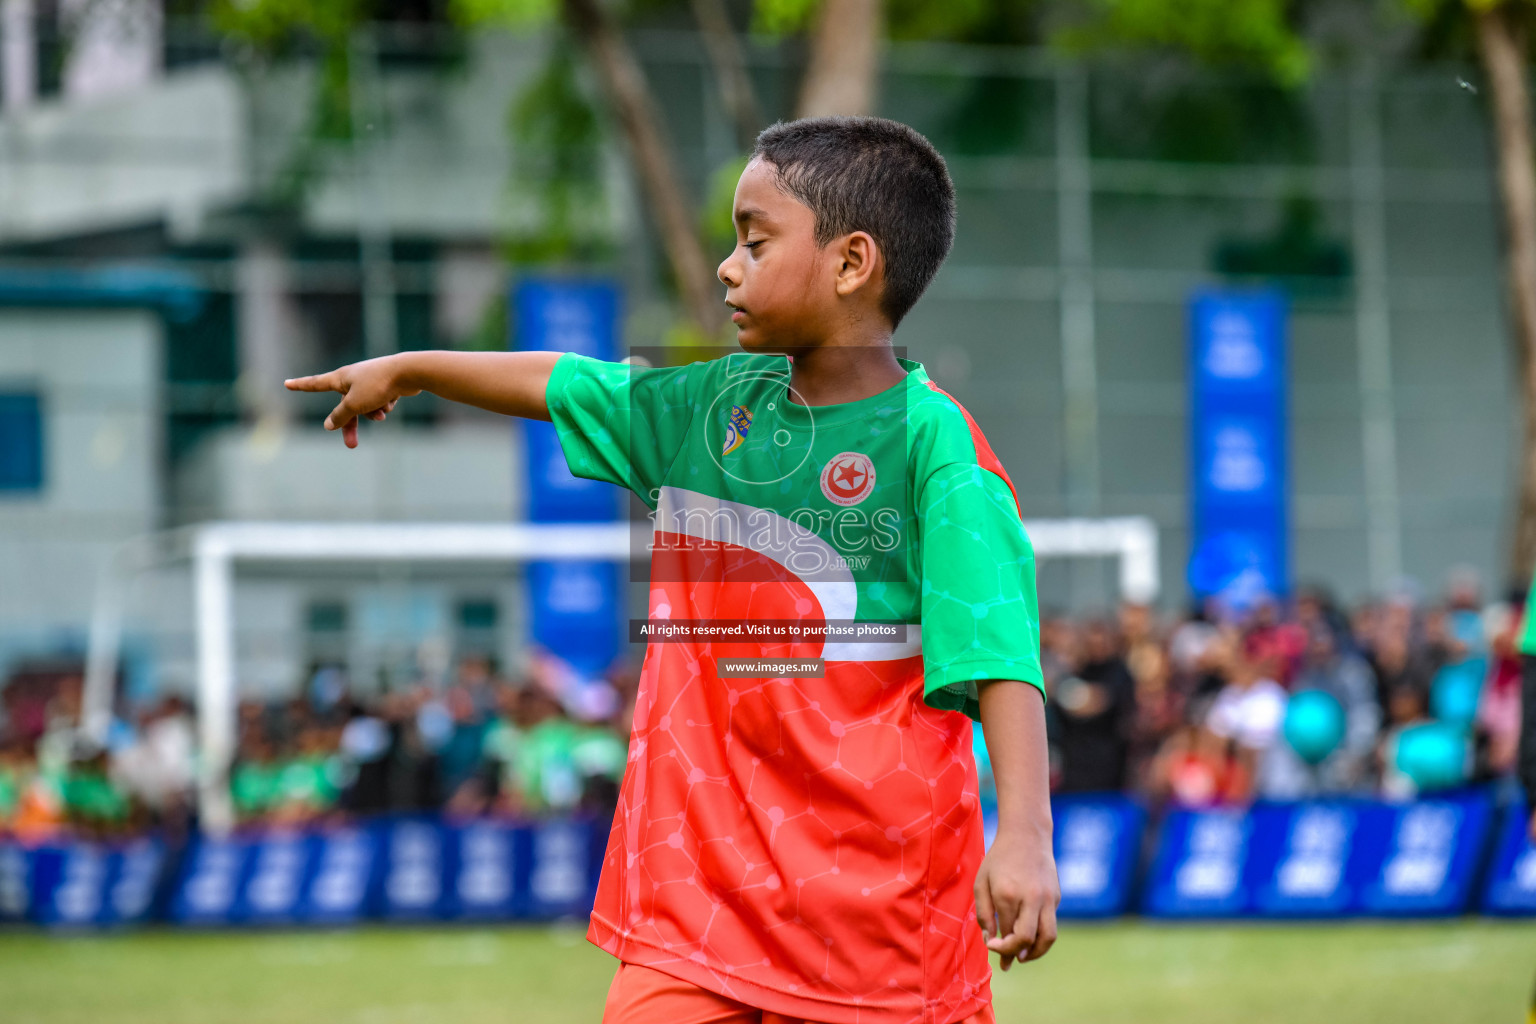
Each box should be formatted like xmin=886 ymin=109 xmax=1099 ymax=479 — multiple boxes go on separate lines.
xmin=1031 ymin=570 xmax=1521 ymax=808
xmin=0 ymin=651 xmax=637 ymax=841
xmin=0 ymin=568 xmax=1526 ymax=841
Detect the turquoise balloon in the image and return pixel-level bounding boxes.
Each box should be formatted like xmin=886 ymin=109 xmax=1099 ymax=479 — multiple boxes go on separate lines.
xmin=1394 ymin=721 xmax=1468 ymax=793
xmin=1283 ymin=689 xmax=1346 ymax=765
xmin=1430 ymin=659 xmax=1485 ymax=730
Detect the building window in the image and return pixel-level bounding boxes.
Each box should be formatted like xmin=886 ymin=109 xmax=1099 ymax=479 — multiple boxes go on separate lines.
xmin=307 ymin=599 xmax=350 ymax=634
xmin=457 ymin=599 xmax=499 ymax=631
xmin=0 ymin=392 xmax=43 ymax=493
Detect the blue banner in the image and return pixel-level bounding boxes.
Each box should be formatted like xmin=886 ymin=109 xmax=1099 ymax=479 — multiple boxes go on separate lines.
xmin=513 ymin=278 xmax=623 ymax=680
xmin=444 ymin=820 xmax=520 ymax=920
xmin=1356 ymin=792 xmax=1492 ymax=917
xmin=171 ymin=817 xmax=602 ymax=927
xmin=1146 ymin=792 xmax=1494 ymax=919
xmin=26 ymin=838 xmax=164 ymax=928
xmin=377 ymin=817 xmax=448 ymax=920
xmin=517 ymin=817 xmax=604 ymax=918
xmin=1481 ymin=801 xmax=1536 ymax=915
xmin=1053 ymin=796 xmax=1144 ymax=918
xmin=172 ymin=829 xmax=379 ymax=927
xmin=303 ymin=826 xmax=380 ymax=925
xmin=170 ymin=835 xmax=254 ymax=925
xmin=1188 ymin=290 xmax=1289 ymax=599
xmin=241 ymin=831 xmax=316 ymax=925
xmin=1248 ymin=801 xmax=1368 ymax=917
xmin=376 ymin=816 xmax=602 ymax=921
xmin=0 ymin=841 xmax=29 ymax=922
xmin=13 ymin=795 xmax=1508 ymax=928
xmin=1143 ymin=808 xmax=1253 ymax=917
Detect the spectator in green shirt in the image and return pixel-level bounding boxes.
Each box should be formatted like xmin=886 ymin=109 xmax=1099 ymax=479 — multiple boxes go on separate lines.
xmin=231 ymin=732 xmax=281 ymax=827
xmin=268 ymin=725 xmax=344 ymax=827
xmin=0 ymin=736 xmax=25 ymax=834
xmin=480 ymin=685 xmax=626 ymax=816
xmin=63 ymin=749 xmax=131 ymax=839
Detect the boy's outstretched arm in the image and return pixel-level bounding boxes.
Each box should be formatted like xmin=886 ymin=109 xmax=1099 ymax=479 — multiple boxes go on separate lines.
xmin=974 ymin=679 xmax=1059 ymax=971
xmin=284 ymin=350 xmax=564 ymax=448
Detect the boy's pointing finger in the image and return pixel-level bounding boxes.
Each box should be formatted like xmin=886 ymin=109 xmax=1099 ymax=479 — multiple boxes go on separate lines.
xmin=284 ymin=374 xmax=334 ymax=392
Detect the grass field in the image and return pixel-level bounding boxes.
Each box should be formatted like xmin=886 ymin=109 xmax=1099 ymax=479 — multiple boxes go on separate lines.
xmin=1 ymin=921 xmax=1530 ymax=1024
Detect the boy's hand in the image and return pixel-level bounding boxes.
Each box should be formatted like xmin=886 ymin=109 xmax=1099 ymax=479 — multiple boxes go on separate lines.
xmin=974 ymin=679 xmax=1058 ymax=971
xmin=974 ymin=824 xmax=1059 ymax=971
xmin=284 ymin=355 xmax=419 ymax=449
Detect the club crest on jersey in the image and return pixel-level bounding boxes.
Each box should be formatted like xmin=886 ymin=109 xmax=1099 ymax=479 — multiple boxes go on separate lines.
xmin=820 ymin=451 xmax=876 ymax=506
xmin=722 ymin=404 xmax=753 ymax=455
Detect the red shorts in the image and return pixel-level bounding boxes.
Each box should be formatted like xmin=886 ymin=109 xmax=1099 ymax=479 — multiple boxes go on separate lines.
xmin=601 ymin=962 xmax=996 ymax=1024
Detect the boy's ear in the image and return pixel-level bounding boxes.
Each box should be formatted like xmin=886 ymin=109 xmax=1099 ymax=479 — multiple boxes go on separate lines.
xmin=832 ymin=231 xmax=882 ymax=300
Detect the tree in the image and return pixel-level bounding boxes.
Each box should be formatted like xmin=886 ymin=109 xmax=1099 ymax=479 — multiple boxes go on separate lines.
xmin=1053 ymin=0 xmax=1310 ymax=84
xmin=796 ymin=0 xmax=882 ymax=116
xmin=1460 ymin=1 xmax=1536 ymax=581
xmin=209 ymin=0 xmax=740 ymax=339
xmin=1065 ymin=0 xmax=1536 ymax=584
xmin=559 ymin=0 xmax=725 ymax=336
xmin=1363 ymin=0 xmax=1536 ymax=582
xmin=692 ymin=0 xmax=762 ymax=148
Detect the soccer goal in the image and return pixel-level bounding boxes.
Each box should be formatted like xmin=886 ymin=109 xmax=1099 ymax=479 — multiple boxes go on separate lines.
xmin=83 ymin=515 xmax=1157 ymax=834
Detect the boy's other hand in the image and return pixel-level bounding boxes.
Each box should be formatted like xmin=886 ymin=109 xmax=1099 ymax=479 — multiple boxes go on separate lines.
xmin=284 ymin=355 xmax=418 ymax=449
xmin=974 ymin=824 xmax=1059 ymax=971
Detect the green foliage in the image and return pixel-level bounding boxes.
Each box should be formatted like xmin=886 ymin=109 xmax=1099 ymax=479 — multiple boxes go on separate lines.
xmin=751 ymin=0 xmax=820 ymax=35
xmin=208 ymin=0 xmax=365 ymax=50
xmin=460 ymin=292 xmax=511 ymax=351
xmin=885 ymin=0 xmax=996 ymax=42
xmin=448 ymin=0 xmax=557 ymax=28
xmin=1395 ymin=0 xmax=1536 ymax=53
xmin=752 ymin=0 xmax=1025 ymax=43
xmin=504 ymin=33 xmax=615 ymax=264
xmin=1056 ymin=0 xmax=1311 ymax=85
xmin=941 ymin=74 xmax=1040 ymax=156
xmin=1401 ymin=0 xmax=1535 ymax=15
xmin=1214 ymin=193 xmax=1351 ymax=295
xmin=1092 ymin=74 xmax=1315 ymax=164
xmin=208 ymin=0 xmax=369 ymax=210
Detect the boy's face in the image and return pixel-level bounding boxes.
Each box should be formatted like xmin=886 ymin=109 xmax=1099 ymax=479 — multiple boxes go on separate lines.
xmin=717 ymin=157 xmax=844 ymax=352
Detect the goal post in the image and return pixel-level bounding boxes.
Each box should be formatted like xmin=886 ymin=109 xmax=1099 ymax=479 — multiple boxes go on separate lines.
xmin=83 ymin=516 xmax=1158 ymax=834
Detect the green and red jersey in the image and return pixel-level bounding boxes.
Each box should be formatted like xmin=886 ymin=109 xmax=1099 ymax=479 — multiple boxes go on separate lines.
xmin=547 ymin=351 xmax=1043 ymax=1024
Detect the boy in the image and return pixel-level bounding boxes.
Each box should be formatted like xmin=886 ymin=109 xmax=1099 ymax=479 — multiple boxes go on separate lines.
xmin=286 ymin=116 xmax=1057 ymax=1024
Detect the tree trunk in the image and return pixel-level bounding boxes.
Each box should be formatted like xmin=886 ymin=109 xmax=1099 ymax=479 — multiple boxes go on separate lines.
xmin=563 ymin=0 xmax=724 ymax=338
xmin=690 ymin=0 xmax=761 ymax=150
xmin=795 ymin=0 xmax=881 ymax=119
xmin=1475 ymin=5 xmax=1536 ymax=583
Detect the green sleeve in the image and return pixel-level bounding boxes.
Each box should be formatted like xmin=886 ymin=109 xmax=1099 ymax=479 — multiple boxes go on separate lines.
xmin=544 ymin=352 xmax=703 ymax=509
xmin=1520 ymin=574 xmax=1536 ymax=655
xmin=917 ymin=462 xmax=1045 ymax=721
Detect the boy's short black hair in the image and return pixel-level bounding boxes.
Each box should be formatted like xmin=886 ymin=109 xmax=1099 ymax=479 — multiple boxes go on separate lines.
xmin=752 ymin=116 xmax=955 ymax=328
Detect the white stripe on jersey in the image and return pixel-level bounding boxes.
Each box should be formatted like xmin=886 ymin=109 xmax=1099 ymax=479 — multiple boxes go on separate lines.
xmin=651 ymin=485 xmax=921 ymax=662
